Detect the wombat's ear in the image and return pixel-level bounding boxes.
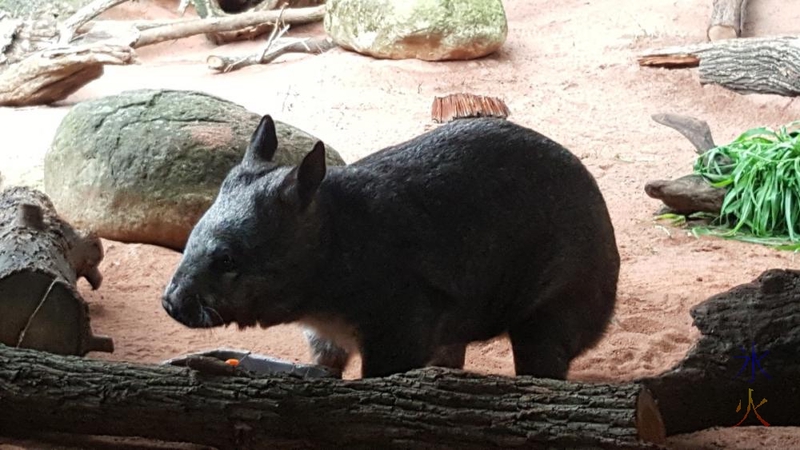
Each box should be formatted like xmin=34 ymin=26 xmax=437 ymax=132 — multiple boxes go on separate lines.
xmin=284 ymin=141 xmax=326 ymax=208
xmin=245 ymin=115 xmax=278 ymax=164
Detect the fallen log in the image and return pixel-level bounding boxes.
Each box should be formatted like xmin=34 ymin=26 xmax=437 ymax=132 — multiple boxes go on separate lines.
xmin=0 ymin=346 xmax=665 ymax=449
xmin=0 ymin=186 xmax=112 ymax=356
xmin=638 ymin=36 xmax=800 ymax=96
xmin=641 ymin=268 xmax=800 ymax=434
xmin=0 ymin=42 xmax=135 ymax=106
xmin=708 ymin=0 xmax=748 ymax=41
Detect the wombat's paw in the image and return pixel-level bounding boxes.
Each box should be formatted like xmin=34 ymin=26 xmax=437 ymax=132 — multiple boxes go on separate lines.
xmin=83 ymin=266 xmax=103 ymax=290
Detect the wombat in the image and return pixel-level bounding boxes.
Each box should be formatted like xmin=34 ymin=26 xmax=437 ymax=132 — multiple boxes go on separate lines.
xmin=162 ymin=115 xmax=620 ymax=379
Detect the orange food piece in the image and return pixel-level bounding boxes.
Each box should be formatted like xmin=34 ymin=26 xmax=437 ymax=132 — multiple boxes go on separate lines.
xmin=225 ymin=358 xmax=239 ymax=366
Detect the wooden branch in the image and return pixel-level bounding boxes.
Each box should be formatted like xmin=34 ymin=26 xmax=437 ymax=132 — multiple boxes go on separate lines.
xmin=638 ymin=36 xmax=800 ymax=96
xmin=645 ymin=114 xmax=728 ymax=215
xmin=650 ymin=113 xmax=716 ymax=154
xmin=207 ymin=35 xmax=335 ymax=72
xmin=132 ymin=5 xmax=325 ymax=48
xmin=641 ymin=268 xmax=800 ymax=434
xmin=708 ymin=0 xmax=748 ymax=42
xmin=431 ymin=93 xmax=511 ymax=123
xmin=644 ymin=174 xmax=726 ymax=215
xmin=59 ymin=0 xmax=132 ymax=44
xmin=0 ymin=187 xmax=112 ymax=356
xmin=0 ymin=346 xmax=664 ymax=449
xmin=0 ymin=43 xmax=135 ymax=106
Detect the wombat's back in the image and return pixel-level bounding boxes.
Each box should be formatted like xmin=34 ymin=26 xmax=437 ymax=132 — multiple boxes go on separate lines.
xmin=328 ymin=118 xmax=619 ymax=340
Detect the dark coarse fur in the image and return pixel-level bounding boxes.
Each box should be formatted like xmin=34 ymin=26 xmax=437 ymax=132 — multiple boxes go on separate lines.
xmin=162 ymin=115 xmax=620 ymax=379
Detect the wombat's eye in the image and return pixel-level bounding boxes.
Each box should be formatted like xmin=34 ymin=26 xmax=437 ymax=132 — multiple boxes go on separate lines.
xmin=210 ymin=252 xmax=236 ymax=273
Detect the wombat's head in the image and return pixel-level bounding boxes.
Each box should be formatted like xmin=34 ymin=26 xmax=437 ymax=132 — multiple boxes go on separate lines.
xmin=162 ymin=115 xmax=328 ymax=330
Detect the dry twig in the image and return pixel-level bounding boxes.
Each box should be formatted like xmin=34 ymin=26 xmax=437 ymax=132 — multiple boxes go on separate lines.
xmin=207 ymin=35 xmax=336 ymax=72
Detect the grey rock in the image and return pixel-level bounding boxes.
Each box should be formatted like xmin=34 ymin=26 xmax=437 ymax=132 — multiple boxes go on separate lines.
xmin=44 ymin=89 xmax=344 ymax=251
xmin=324 ymin=0 xmax=508 ymax=61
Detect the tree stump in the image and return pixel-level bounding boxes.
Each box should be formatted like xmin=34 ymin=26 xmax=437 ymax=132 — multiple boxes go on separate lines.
xmin=641 ymin=268 xmax=800 ymax=434
xmin=0 ymin=186 xmax=112 ymax=356
xmin=0 ymin=347 xmax=665 ymax=449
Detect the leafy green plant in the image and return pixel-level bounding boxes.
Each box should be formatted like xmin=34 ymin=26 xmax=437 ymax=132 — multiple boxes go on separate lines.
xmin=692 ymin=122 xmax=800 ymax=245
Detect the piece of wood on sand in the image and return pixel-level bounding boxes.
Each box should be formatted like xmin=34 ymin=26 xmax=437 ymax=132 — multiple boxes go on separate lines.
xmin=0 ymin=186 xmax=112 ymax=356
xmin=644 ymin=113 xmax=729 ymax=215
xmin=638 ymin=36 xmax=800 ymax=96
xmin=431 ymin=93 xmax=511 ymax=123
xmin=0 ymin=346 xmax=667 ymax=449
xmin=708 ymin=0 xmax=748 ymax=41
xmin=641 ymin=268 xmax=800 ymax=434
xmin=0 ymin=43 xmax=135 ymax=107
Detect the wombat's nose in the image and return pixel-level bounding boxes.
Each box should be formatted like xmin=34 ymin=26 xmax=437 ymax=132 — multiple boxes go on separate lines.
xmin=161 ymin=294 xmax=175 ymax=315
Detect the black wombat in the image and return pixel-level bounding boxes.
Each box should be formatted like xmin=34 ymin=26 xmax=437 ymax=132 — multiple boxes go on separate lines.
xmin=162 ymin=115 xmax=620 ymax=379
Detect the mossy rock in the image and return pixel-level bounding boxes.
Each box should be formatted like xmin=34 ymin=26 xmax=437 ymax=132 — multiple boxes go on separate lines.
xmin=324 ymin=0 xmax=508 ymax=61
xmin=44 ymin=89 xmax=345 ymax=251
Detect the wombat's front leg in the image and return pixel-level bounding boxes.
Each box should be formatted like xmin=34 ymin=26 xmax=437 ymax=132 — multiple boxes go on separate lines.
xmin=359 ymin=327 xmax=436 ymax=378
xmin=428 ymin=343 xmax=467 ymax=369
xmin=303 ymin=328 xmax=350 ymax=377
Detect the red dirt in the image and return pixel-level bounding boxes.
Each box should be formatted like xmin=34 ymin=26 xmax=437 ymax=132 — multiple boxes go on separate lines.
xmin=1 ymin=0 xmax=799 ymax=448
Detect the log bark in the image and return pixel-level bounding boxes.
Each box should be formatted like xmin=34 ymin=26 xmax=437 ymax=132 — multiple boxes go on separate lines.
xmin=708 ymin=0 xmax=748 ymax=41
xmin=0 ymin=43 xmax=135 ymax=106
xmin=0 ymin=186 xmax=112 ymax=356
xmin=641 ymin=268 xmax=800 ymax=435
xmin=638 ymin=36 xmax=800 ymax=96
xmin=0 ymin=346 xmax=665 ymax=449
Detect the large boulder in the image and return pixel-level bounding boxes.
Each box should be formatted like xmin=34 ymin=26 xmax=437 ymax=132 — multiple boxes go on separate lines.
xmin=324 ymin=0 xmax=508 ymax=61
xmin=44 ymin=89 xmax=345 ymax=251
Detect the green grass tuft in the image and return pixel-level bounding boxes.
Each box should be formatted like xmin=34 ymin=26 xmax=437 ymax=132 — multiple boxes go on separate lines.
xmin=692 ymin=121 xmax=800 ymax=244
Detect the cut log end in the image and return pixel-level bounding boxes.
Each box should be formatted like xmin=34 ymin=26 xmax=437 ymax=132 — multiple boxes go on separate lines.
xmin=206 ymin=55 xmax=226 ymax=70
xmin=636 ymin=387 xmax=667 ymax=445
xmin=707 ymin=0 xmax=746 ymax=42
xmin=637 ymin=55 xmax=700 ymax=68
xmin=707 ymin=25 xmax=738 ymax=42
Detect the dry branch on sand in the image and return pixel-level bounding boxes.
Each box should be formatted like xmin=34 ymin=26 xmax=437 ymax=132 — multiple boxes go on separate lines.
xmin=638 ymin=36 xmax=800 ymax=96
xmin=207 ymin=34 xmax=336 ymax=72
xmin=1 ymin=268 xmax=800 ymax=447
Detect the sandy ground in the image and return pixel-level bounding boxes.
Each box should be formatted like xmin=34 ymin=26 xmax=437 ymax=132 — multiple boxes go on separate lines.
xmin=1 ymin=0 xmax=800 ymax=448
